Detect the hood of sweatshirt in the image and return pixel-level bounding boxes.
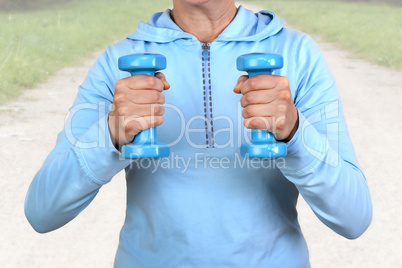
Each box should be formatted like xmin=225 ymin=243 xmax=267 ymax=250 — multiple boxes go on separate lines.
xmin=126 ymin=5 xmax=285 ymax=43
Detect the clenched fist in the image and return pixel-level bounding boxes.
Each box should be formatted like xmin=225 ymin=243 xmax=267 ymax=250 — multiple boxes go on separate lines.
xmin=234 ymin=74 xmax=299 ymax=142
xmin=108 ymin=73 xmax=170 ymax=150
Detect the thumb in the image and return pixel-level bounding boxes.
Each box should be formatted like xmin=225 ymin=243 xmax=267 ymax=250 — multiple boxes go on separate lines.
xmin=233 ymin=75 xmax=248 ymax=94
xmin=155 ymin=72 xmax=170 ymax=90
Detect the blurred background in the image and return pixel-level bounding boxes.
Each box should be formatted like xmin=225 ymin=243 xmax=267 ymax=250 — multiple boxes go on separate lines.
xmin=0 ymin=0 xmax=71 ymax=11
xmin=1 ymin=0 xmax=401 ymax=267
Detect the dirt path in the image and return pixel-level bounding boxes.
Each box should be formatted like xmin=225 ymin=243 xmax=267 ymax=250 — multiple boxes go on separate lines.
xmin=0 ymin=52 xmax=127 ymax=267
xmin=1 ymin=4 xmax=402 ymax=267
xmin=291 ymin=36 xmax=402 ymax=268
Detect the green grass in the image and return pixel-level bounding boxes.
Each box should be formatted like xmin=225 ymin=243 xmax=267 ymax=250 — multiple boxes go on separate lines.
xmin=0 ymin=0 xmax=171 ymax=103
xmin=248 ymin=0 xmax=402 ymax=69
xmin=0 ymin=0 xmax=71 ymax=11
xmin=2 ymin=0 xmax=400 ymax=103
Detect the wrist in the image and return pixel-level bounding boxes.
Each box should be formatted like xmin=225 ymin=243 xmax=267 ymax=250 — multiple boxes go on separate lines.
xmin=107 ymin=113 xmax=120 ymax=151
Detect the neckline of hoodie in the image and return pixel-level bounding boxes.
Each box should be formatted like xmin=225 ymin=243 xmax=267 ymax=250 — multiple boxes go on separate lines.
xmin=127 ymin=6 xmax=284 ymax=44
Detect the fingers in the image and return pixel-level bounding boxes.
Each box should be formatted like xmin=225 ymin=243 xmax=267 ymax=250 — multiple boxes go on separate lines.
xmin=112 ymin=115 xmax=164 ymax=145
xmin=155 ymin=72 xmax=170 ymax=90
xmin=243 ymin=115 xmax=287 ymax=133
xmin=114 ymin=73 xmax=168 ymax=104
xmin=243 ymin=117 xmax=272 ymax=131
xmin=240 ymin=89 xmax=276 ymax=108
xmin=234 ymin=73 xmax=297 ymax=140
xmin=234 ymin=74 xmax=288 ymax=95
xmin=115 ymin=103 xmax=165 ymax=117
xmin=109 ymin=73 xmax=170 ymax=149
xmin=233 ymin=75 xmax=248 ymax=94
xmin=128 ymin=90 xmax=166 ymax=104
xmin=116 ymin=75 xmax=165 ymax=92
xmin=122 ymin=115 xmax=164 ymax=139
xmin=242 ymin=103 xmax=279 ymax=119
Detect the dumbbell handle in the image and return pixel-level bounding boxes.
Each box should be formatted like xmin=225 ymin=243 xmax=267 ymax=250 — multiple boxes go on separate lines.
xmin=247 ymin=69 xmax=277 ymax=144
xmin=127 ymin=69 xmax=159 ymax=146
xmin=128 ymin=69 xmax=155 ymax=77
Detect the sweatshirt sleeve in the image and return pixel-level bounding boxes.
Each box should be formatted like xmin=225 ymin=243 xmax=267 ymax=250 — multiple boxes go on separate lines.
xmin=280 ymin=34 xmax=372 ymax=239
xmin=24 ymin=45 xmax=131 ymax=233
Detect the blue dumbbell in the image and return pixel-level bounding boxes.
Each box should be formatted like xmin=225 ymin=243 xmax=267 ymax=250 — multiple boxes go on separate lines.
xmin=237 ymin=53 xmax=287 ymax=158
xmin=118 ymin=53 xmax=170 ymax=159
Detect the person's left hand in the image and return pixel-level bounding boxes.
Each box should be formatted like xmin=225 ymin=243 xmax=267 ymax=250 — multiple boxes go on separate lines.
xmin=233 ymin=74 xmax=299 ymax=142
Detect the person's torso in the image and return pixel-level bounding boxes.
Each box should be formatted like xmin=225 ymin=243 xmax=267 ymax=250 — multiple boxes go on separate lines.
xmin=112 ymin=29 xmax=310 ymax=268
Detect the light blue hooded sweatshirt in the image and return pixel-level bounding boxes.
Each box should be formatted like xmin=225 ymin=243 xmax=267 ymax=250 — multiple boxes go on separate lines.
xmin=25 ymin=6 xmax=372 ymax=268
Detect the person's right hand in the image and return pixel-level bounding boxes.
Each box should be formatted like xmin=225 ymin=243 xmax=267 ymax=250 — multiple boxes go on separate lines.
xmin=108 ymin=73 xmax=170 ymax=150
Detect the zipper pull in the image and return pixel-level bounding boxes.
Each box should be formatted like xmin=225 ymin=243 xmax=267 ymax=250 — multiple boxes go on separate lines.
xmin=202 ymin=43 xmax=210 ymax=50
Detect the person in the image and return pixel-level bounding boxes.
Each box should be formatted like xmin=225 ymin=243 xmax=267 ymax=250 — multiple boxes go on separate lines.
xmin=24 ymin=0 xmax=372 ymax=267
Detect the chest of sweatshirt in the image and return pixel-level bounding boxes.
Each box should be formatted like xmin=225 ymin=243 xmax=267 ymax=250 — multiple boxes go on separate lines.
xmin=110 ymin=33 xmax=300 ymax=154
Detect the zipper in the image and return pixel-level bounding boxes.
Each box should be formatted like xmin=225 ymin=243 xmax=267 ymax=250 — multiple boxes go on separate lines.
xmin=202 ymin=43 xmax=214 ymax=148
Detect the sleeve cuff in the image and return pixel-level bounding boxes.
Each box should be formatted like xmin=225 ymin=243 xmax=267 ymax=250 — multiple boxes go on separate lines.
xmin=72 ymin=115 xmax=131 ymax=184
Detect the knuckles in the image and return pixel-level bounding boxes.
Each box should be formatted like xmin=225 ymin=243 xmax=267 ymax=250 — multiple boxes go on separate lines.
xmin=124 ymin=121 xmax=136 ymax=133
xmin=115 ymin=75 xmax=162 ymax=92
xmin=277 ymin=76 xmax=289 ymax=90
xmin=244 ymin=118 xmax=270 ymax=130
xmin=143 ymin=75 xmax=159 ymax=89
xmin=246 ymin=75 xmax=290 ymax=90
xmin=124 ymin=119 xmax=145 ymax=136
xmin=117 ymin=106 xmax=129 ymax=117
xmin=155 ymin=116 xmax=164 ymax=126
xmin=277 ymin=104 xmax=288 ymax=114
xmin=114 ymin=92 xmax=127 ymax=106
xmin=159 ymin=93 xmax=166 ymax=104
xmin=242 ymin=92 xmax=255 ymax=107
xmin=114 ymin=79 xmax=126 ymax=91
xmin=242 ymin=106 xmax=253 ymax=118
xmin=247 ymin=76 xmax=260 ymax=91
xmin=152 ymin=104 xmax=165 ymax=116
xmin=244 ymin=119 xmax=258 ymax=129
xmin=242 ymin=104 xmax=265 ymax=118
xmin=149 ymin=90 xmax=161 ymax=103
xmin=275 ymin=120 xmax=286 ymax=131
xmin=278 ymin=89 xmax=292 ymax=102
